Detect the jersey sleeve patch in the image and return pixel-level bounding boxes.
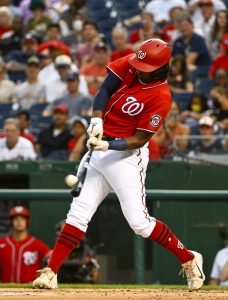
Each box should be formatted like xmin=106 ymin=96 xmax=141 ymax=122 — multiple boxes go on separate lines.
xmin=150 ymin=114 xmax=162 ymax=128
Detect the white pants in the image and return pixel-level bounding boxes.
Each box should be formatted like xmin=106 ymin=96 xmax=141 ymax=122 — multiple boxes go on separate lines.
xmin=66 ymin=144 xmax=156 ymax=238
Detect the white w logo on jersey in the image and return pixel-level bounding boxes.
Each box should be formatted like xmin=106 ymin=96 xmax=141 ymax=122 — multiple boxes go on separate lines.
xmin=121 ymin=97 xmax=144 ymax=116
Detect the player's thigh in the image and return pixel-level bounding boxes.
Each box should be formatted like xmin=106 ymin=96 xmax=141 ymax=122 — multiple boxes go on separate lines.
xmin=66 ymin=165 xmax=112 ymax=232
xmin=104 ymin=146 xmax=156 ymax=237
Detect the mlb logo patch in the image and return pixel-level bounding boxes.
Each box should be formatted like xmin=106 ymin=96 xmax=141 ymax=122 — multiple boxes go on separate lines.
xmin=150 ymin=114 xmax=161 ymax=127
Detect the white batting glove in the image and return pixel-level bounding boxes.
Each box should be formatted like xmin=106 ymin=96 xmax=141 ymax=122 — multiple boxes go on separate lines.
xmin=86 ymin=136 xmax=98 ymax=149
xmin=93 ymin=140 xmax=109 ymax=151
xmin=87 ymin=117 xmax=103 ymax=140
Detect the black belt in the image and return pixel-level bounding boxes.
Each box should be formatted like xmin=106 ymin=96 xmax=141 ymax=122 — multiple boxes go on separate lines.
xmin=102 ymin=136 xmax=119 ymax=141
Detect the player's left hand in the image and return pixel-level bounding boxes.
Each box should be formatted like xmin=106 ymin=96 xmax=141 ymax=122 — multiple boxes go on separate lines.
xmin=87 ymin=137 xmax=109 ymax=151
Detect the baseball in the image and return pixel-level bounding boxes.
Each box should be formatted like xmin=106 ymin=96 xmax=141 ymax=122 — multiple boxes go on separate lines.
xmin=65 ymin=174 xmax=78 ymax=187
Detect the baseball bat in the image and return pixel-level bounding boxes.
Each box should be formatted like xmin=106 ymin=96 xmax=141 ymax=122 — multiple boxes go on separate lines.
xmin=71 ymin=148 xmax=93 ymax=197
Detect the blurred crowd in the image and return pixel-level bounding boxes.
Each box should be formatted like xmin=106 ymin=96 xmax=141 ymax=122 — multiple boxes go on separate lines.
xmin=0 ymin=0 xmax=228 ymax=161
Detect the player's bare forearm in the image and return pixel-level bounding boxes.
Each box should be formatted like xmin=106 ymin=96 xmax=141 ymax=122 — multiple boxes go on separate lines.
xmin=125 ymin=130 xmax=154 ymax=149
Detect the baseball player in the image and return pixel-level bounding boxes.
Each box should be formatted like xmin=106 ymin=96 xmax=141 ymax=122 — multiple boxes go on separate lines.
xmin=0 ymin=206 xmax=51 ymax=283
xmin=33 ymin=39 xmax=205 ymax=290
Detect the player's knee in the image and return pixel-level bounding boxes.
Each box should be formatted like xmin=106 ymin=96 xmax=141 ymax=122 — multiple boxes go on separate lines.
xmin=130 ymin=222 xmax=153 ymax=238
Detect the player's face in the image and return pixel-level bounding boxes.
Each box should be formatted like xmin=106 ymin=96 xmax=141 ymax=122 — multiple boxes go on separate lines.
xmin=136 ymin=70 xmax=154 ymax=84
xmin=12 ymin=216 xmax=27 ymax=232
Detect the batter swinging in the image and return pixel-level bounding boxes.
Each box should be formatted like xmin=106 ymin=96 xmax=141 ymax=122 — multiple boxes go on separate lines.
xmin=33 ymin=39 xmax=205 ymax=291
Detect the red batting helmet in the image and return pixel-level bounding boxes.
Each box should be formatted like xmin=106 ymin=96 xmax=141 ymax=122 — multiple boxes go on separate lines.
xmin=9 ymin=206 xmax=31 ymax=226
xmin=128 ymin=39 xmax=171 ymax=72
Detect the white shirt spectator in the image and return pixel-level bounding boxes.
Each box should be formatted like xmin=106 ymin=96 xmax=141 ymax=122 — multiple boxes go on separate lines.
xmin=188 ymin=0 xmax=226 ymax=25
xmin=0 ymin=136 xmax=37 ymax=161
xmin=0 ymin=79 xmax=15 ymax=103
xmin=38 ymin=63 xmax=89 ymax=98
xmin=145 ymin=0 xmax=187 ymax=23
xmin=210 ymin=246 xmax=228 ymax=286
xmin=13 ymin=81 xmax=45 ymax=109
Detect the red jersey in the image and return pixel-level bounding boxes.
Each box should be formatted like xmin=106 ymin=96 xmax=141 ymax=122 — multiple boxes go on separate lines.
xmin=103 ymin=55 xmax=172 ymax=137
xmin=0 ymin=235 xmax=50 ymax=283
xmin=209 ymin=53 xmax=228 ymax=77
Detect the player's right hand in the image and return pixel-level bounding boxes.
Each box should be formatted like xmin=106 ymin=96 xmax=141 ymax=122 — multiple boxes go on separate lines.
xmin=87 ymin=117 xmax=103 ymax=140
xmin=86 ymin=136 xmax=98 ymax=149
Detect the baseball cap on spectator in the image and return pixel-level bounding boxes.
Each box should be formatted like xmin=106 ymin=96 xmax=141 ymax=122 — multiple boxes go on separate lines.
xmin=53 ymin=105 xmax=68 ymax=114
xmin=199 ymin=116 xmax=214 ymax=127
xmin=27 ymin=56 xmax=40 ymax=65
xmin=64 ymin=72 xmax=79 ymax=81
xmin=38 ymin=40 xmax=71 ymax=56
xmin=55 ymin=55 xmax=72 ymax=68
xmin=94 ymin=42 xmax=108 ymax=52
xmin=69 ymin=116 xmax=88 ymax=130
xmin=221 ymin=34 xmax=228 ymax=50
xmin=198 ymin=0 xmax=213 ymax=6
xmin=29 ymin=0 xmax=45 ymax=11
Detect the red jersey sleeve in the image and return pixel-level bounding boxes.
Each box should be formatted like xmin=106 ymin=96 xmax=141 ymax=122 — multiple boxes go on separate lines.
xmin=36 ymin=239 xmax=51 ymax=261
xmin=137 ymin=89 xmax=172 ymax=133
xmin=107 ymin=54 xmax=133 ymax=81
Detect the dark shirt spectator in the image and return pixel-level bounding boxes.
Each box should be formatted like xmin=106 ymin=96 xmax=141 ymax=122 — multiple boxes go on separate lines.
xmin=190 ymin=116 xmax=224 ymax=153
xmin=5 ymin=34 xmax=39 ymax=83
xmin=0 ymin=15 xmax=24 ymax=57
xmin=35 ymin=105 xmax=72 ymax=159
xmin=173 ymin=15 xmax=211 ymax=72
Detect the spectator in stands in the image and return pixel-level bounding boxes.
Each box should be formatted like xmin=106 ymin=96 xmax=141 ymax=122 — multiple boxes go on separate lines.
xmin=43 ymin=71 xmax=92 ymax=118
xmin=75 ymin=20 xmax=100 ymax=67
xmin=68 ymin=116 xmax=88 ymax=161
xmin=145 ymin=0 xmax=187 ymax=25
xmin=38 ymin=40 xmax=71 ymax=84
xmin=154 ymin=102 xmax=190 ymax=158
xmin=0 ymin=6 xmax=12 ymax=38
xmin=5 ymin=33 xmax=39 ymax=83
xmin=35 ymin=105 xmax=72 ymax=159
xmin=0 ymin=118 xmax=36 ymax=161
xmin=0 ymin=206 xmax=51 ymax=283
xmin=209 ymin=34 xmax=228 ymax=77
xmin=128 ymin=11 xmax=161 ymax=49
xmin=44 ymin=23 xmax=62 ymax=42
xmin=173 ymin=14 xmax=211 ymax=72
xmin=16 ymin=110 xmax=35 ymax=144
xmin=189 ymin=115 xmax=225 ymax=153
xmin=60 ymin=0 xmax=86 ymax=31
xmin=168 ymin=54 xmax=194 ymax=93
xmin=0 ymin=60 xmax=15 ymax=103
xmin=25 ymin=0 xmax=52 ymax=38
xmin=210 ymin=10 xmax=228 ymax=59
xmin=194 ymin=0 xmax=216 ymax=51
xmin=80 ymin=42 xmax=110 ymax=96
xmin=62 ymin=10 xmax=85 ymax=57
xmin=0 ymin=14 xmax=23 ymax=57
xmin=111 ymin=27 xmax=133 ymax=62
xmin=188 ymin=0 xmax=226 ymax=26
xmin=210 ymin=86 xmax=228 ymax=132
xmin=162 ymin=6 xmax=184 ymax=45
xmin=44 ymin=54 xmax=72 ymax=103
xmin=181 ymin=93 xmax=209 ymax=124
xmin=214 ymin=69 xmax=228 ymax=89
xmin=209 ymin=242 xmax=228 ymax=286
xmin=13 ymin=56 xmax=45 ymax=109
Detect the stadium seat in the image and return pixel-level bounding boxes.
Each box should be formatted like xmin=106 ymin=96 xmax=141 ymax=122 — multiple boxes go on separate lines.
xmin=190 ymin=65 xmax=211 ymax=84
xmin=30 ymin=115 xmax=53 ymax=135
xmin=195 ymin=78 xmax=215 ymax=98
xmin=29 ymin=103 xmax=48 ymax=117
xmin=172 ymin=93 xmax=194 ymax=111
